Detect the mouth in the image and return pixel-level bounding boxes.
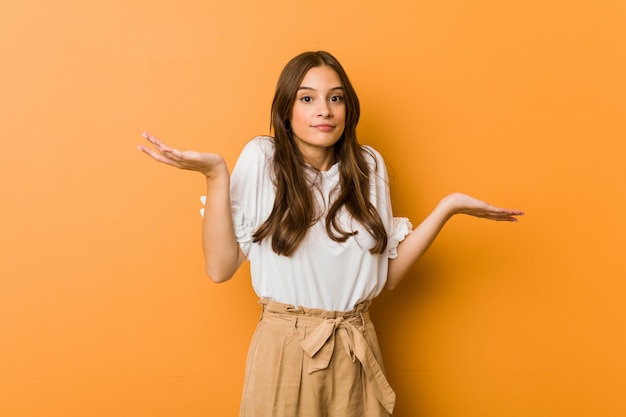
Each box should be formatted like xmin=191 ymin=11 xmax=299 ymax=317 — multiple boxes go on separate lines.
xmin=312 ymin=124 xmax=335 ymax=132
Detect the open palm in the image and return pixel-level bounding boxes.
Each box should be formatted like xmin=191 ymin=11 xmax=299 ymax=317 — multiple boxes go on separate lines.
xmin=138 ymin=132 xmax=226 ymax=178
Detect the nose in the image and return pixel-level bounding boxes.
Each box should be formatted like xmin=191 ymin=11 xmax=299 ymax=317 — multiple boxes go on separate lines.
xmin=318 ymin=101 xmax=332 ymax=117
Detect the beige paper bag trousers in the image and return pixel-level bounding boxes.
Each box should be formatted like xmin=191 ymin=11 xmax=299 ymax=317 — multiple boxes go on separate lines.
xmin=240 ymin=299 xmax=396 ymax=416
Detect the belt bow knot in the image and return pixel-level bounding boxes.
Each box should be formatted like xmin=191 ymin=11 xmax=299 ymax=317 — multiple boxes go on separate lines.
xmin=299 ymin=314 xmax=396 ymax=414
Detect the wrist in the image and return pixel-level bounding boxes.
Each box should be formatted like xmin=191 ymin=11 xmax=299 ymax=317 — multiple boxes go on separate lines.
xmin=437 ymin=193 xmax=463 ymax=219
xmin=203 ymin=159 xmax=228 ymax=180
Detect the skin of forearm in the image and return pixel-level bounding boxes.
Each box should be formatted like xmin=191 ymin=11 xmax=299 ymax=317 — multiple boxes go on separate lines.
xmin=386 ymin=198 xmax=456 ymax=290
xmin=201 ymin=167 xmax=244 ymax=282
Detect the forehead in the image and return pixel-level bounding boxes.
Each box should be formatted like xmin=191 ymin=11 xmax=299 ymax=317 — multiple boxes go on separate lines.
xmin=299 ymin=66 xmax=342 ymax=88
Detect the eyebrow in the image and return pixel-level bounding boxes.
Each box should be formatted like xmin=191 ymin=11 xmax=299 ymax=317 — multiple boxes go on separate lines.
xmin=297 ymin=86 xmax=344 ymax=92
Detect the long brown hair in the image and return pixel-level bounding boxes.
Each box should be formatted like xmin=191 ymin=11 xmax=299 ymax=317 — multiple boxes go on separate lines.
xmin=253 ymin=51 xmax=387 ymax=256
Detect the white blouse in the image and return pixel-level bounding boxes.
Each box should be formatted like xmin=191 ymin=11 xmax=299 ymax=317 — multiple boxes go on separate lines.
xmin=226 ymin=136 xmax=412 ymax=312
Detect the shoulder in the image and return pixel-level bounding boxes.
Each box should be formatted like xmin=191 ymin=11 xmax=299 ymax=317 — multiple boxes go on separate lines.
xmin=232 ymin=136 xmax=276 ymax=179
xmin=237 ymin=136 xmax=275 ymax=164
xmin=359 ymin=144 xmax=386 ymax=171
xmin=242 ymin=135 xmax=275 ymax=155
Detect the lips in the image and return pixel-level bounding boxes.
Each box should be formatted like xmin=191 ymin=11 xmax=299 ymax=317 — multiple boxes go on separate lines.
xmin=313 ymin=124 xmax=335 ymax=131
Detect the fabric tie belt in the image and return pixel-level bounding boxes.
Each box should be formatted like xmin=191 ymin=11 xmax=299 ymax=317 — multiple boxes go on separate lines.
xmin=260 ymin=299 xmax=396 ymax=415
xmin=300 ymin=314 xmax=396 ymax=414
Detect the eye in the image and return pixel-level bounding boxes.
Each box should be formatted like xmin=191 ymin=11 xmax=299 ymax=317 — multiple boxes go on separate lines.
xmin=330 ymin=95 xmax=344 ymax=103
xmin=300 ymin=95 xmax=313 ymax=103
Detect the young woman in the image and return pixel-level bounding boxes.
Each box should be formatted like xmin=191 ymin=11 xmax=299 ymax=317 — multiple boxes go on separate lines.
xmin=138 ymin=51 xmax=523 ymax=417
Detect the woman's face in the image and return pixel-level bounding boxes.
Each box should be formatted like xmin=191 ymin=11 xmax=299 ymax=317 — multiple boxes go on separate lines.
xmin=290 ymin=65 xmax=346 ymax=170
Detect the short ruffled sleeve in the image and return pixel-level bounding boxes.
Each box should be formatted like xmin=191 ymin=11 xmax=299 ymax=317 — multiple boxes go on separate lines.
xmin=201 ymin=136 xmax=275 ymax=258
xmin=230 ymin=137 xmax=275 ymax=257
xmin=388 ymin=217 xmax=413 ymax=259
xmin=362 ymin=145 xmax=413 ymax=260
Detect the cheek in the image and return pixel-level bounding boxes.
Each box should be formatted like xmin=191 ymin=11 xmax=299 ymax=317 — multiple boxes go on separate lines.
xmin=290 ymin=107 xmax=309 ymax=129
xmin=337 ymin=108 xmax=347 ymax=125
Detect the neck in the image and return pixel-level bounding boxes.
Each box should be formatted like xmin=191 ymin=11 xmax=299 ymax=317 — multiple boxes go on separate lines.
xmin=303 ymin=149 xmax=336 ymax=171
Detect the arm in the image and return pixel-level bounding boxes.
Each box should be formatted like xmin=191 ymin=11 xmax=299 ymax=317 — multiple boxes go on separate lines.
xmin=138 ymin=132 xmax=245 ymax=282
xmin=386 ymin=192 xmax=523 ymax=290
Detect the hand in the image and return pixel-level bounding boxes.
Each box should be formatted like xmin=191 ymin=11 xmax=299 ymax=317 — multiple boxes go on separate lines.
xmin=441 ymin=192 xmax=524 ymax=222
xmin=137 ymin=132 xmax=227 ymax=178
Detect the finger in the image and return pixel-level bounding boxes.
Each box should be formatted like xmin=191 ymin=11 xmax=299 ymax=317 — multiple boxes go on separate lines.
xmin=138 ymin=145 xmax=179 ymax=166
xmin=487 ymin=207 xmax=521 ymax=215
xmin=162 ymin=147 xmax=186 ymax=159
xmin=485 ymin=205 xmax=525 ymax=216
xmin=138 ymin=144 xmax=167 ymax=162
xmin=142 ymin=132 xmax=172 ymax=153
xmin=142 ymin=132 xmax=158 ymax=147
xmin=464 ymin=209 xmax=523 ymax=222
xmin=161 ymin=148 xmax=193 ymax=164
xmin=489 ymin=212 xmax=524 ymax=222
xmin=149 ymin=139 xmax=182 ymax=160
xmin=142 ymin=131 xmax=159 ymax=144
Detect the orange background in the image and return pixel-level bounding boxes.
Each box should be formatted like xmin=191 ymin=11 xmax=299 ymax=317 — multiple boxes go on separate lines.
xmin=1 ymin=1 xmax=625 ymax=416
